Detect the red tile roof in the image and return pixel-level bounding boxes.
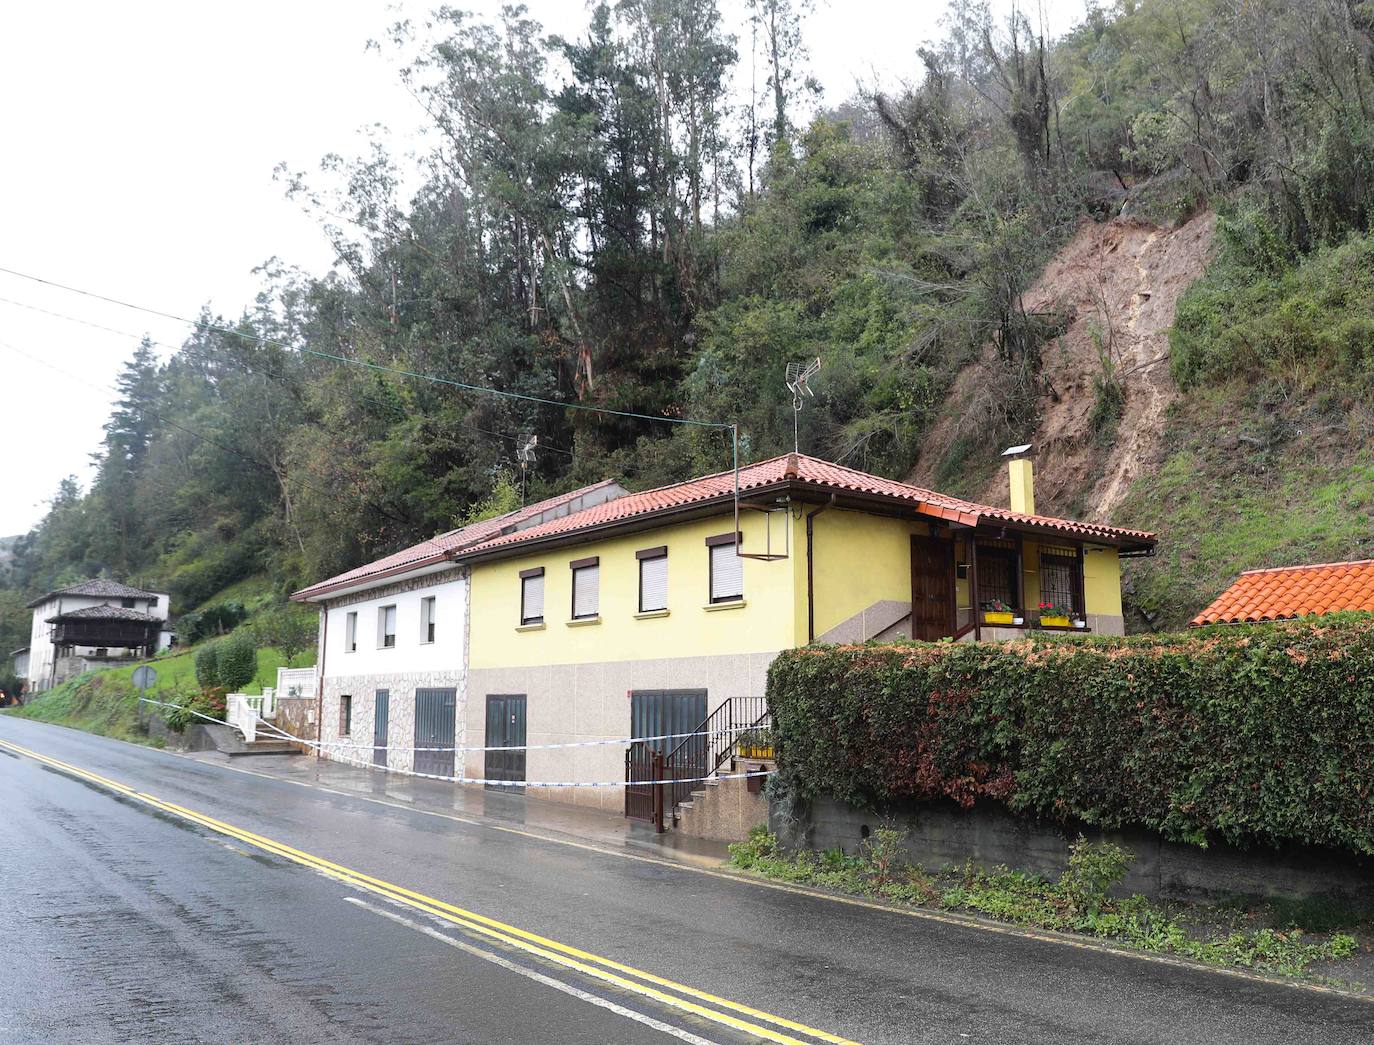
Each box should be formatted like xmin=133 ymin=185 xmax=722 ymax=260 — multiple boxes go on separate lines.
xmin=1190 ymin=559 xmax=1374 ymax=626
xmin=453 ymin=453 xmax=1155 ymax=560
xmin=291 ymin=479 xmax=624 ymax=601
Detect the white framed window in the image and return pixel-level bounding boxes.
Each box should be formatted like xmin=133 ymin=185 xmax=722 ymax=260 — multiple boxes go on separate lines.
xmin=420 ymin=596 xmax=436 ymax=643
xmin=345 ymin=611 xmax=357 ymax=653
xmin=571 ymin=557 xmax=600 ymax=619
xmin=707 ymin=534 xmax=743 ymax=603
xmin=378 ymin=604 xmax=397 ymax=648
xmin=340 ymin=694 xmax=353 ymax=735
xmin=637 ymin=547 xmax=668 ymax=612
xmin=520 ymin=568 xmax=545 ymax=625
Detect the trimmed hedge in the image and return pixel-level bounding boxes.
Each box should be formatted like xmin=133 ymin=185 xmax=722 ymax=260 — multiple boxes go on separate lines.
xmin=767 ymin=616 xmax=1374 ymax=856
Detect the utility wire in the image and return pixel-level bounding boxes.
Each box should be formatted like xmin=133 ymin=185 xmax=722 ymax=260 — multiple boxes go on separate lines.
xmin=0 ymin=264 xmax=732 ymax=431
xmin=0 ymin=337 xmax=394 ymax=517
xmin=0 ymin=292 xmax=576 ymax=457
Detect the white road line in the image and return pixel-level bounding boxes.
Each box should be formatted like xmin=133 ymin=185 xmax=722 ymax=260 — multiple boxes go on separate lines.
xmin=343 ymin=896 xmax=727 ymax=1045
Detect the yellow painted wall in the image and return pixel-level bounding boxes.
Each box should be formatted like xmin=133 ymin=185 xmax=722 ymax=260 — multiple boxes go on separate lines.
xmin=468 ymin=503 xmax=1129 ymax=668
xmin=1084 ymin=545 xmax=1123 ymax=617
xmin=467 ymin=510 xmax=798 ymax=669
xmin=807 ymin=509 xmax=924 ymax=641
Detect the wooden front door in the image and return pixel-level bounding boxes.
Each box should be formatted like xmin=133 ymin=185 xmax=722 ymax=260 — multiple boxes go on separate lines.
xmin=484 ymin=694 xmax=527 ymax=791
xmin=910 ymin=536 xmax=956 ymax=641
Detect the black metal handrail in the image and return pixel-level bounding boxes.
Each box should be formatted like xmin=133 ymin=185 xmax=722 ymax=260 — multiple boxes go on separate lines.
xmin=715 ymin=696 xmax=771 ymax=773
xmin=654 ymin=697 xmax=774 ymax=824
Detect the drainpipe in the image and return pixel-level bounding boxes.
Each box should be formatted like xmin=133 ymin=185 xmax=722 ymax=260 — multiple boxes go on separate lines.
xmin=806 ymin=495 xmax=837 ymax=643
xmin=315 ymin=605 xmax=327 ymax=755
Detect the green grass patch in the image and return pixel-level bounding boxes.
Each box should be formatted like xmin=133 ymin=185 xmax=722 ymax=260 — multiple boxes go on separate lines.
xmin=6 ymin=631 xmax=312 ymax=740
xmin=188 ymin=573 xmax=278 ymax=616
xmin=729 ymin=828 xmax=1363 ymax=981
xmin=1117 ymin=389 xmax=1374 ymax=630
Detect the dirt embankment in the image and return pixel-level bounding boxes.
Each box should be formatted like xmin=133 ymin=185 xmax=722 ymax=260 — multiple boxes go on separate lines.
xmin=911 ymin=211 xmax=1216 ymax=521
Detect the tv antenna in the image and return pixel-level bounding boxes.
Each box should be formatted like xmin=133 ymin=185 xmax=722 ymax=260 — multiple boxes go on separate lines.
xmin=517 ymin=434 xmax=538 ymax=505
xmin=785 ymin=357 xmax=821 ymax=453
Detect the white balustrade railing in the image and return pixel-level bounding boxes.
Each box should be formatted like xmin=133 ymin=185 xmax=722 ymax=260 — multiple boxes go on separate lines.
xmin=225 ymin=693 xmax=256 ymax=743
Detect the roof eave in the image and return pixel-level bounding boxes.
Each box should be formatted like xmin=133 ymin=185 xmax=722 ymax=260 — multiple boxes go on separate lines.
xmin=290 ymin=555 xmax=461 ymax=603
xmin=452 ymin=477 xmax=1156 ymax=563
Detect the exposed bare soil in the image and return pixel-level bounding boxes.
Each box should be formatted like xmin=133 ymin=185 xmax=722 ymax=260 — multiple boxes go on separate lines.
xmin=910 ymin=211 xmax=1216 ymax=521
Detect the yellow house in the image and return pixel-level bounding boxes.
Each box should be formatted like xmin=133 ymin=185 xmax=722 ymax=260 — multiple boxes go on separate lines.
xmin=451 ymin=452 xmax=1155 ymax=812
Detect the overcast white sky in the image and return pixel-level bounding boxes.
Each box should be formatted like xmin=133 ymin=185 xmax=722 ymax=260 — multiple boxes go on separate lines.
xmin=0 ymin=0 xmax=1076 ymax=537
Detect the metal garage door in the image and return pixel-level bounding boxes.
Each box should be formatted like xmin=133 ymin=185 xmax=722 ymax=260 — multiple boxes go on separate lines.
xmin=373 ymin=689 xmax=390 ymax=767
xmin=413 ymin=688 xmax=456 ymax=778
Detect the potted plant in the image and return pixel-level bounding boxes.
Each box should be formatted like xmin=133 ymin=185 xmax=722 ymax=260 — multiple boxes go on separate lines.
xmin=1037 ymin=601 xmax=1072 ymax=627
xmin=982 ymin=599 xmax=1017 ymax=625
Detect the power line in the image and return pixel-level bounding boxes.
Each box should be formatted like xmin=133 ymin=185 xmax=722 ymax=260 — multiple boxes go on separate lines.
xmin=0 ymin=292 xmax=576 ymax=458
xmin=0 ymin=337 xmax=391 ymax=519
xmin=0 ymin=264 xmax=731 ymax=431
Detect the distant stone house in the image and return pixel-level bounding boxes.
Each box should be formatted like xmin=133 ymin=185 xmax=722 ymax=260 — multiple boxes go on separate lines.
xmin=289 ymin=480 xmax=628 ymax=775
xmin=26 ymin=579 xmax=171 ymax=692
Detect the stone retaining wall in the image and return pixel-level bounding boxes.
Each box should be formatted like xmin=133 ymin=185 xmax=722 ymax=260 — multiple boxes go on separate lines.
xmin=772 ymin=795 xmax=1374 ymax=902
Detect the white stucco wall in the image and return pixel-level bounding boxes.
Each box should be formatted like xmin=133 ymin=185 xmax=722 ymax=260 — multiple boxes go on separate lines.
xmin=321 ymin=574 xmax=468 ymax=679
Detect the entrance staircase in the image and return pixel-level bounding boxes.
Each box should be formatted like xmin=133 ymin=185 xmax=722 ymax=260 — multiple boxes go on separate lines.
xmin=624 ymin=697 xmax=772 ymax=839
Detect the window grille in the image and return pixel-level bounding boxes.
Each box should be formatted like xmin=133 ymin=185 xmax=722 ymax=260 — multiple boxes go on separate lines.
xmin=1040 ymin=553 xmax=1080 ymax=614
xmin=976 ymin=547 xmax=1018 ymax=609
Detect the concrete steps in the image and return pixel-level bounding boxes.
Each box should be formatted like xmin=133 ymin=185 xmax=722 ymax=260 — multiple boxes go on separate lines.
xmin=675 ymin=764 xmax=770 ymax=843
xmin=226 ymin=739 xmax=300 ymax=757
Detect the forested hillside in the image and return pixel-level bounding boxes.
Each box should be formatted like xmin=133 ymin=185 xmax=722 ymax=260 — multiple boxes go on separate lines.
xmin=4 ymin=0 xmax=1374 ymax=651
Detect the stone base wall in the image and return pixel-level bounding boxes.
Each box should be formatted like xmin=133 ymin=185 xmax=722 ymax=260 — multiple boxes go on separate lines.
xmin=773 ymin=795 xmax=1374 ymax=902
xmin=320 ymin=669 xmax=467 ymax=775
xmin=272 ymin=696 xmax=317 ymax=753
xmin=467 ymin=651 xmax=780 ymax=811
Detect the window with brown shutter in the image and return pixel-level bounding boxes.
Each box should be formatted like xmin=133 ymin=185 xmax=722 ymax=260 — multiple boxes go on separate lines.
xmin=520 ymin=568 xmax=545 ymax=625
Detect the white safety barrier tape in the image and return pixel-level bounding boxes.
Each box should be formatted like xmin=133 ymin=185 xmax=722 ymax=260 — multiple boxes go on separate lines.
xmin=136 ymin=696 xmax=774 ymax=789
xmin=252 ymin=715 xmax=775 ymax=789
xmin=309 ymin=724 xmax=758 ymax=754
xmin=139 ymin=696 xmax=228 ymax=724
xmin=139 ymin=695 xmax=764 ymax=754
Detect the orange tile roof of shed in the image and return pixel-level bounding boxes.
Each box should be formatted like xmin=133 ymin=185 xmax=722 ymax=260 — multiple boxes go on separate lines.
xmin=454 ymin=453 xmax=1155 ymax=559
xmin=1190 ymin=559 xmax=1374 ymax=626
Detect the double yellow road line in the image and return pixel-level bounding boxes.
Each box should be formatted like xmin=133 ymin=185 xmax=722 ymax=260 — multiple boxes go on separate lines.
xmin=0 ymin=737 xmax=858 ymax=1045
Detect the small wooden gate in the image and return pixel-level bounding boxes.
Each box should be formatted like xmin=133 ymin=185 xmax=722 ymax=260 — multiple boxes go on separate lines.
xmin=413 ymin=688 xmax=456 ymax=778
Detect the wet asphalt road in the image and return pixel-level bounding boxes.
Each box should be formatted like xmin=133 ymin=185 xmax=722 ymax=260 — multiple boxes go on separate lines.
xmin=1 ymin=717 xmax=1371 ymax=1044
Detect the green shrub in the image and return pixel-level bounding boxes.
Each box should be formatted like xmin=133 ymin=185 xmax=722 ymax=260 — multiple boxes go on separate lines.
xmin=163 ymin=687 xmax=228 ymax=732
xmin=194 ymin=642 xmax=220 ymax=689
xmin=215 ymin=632 xmax=258 ymax=691
xmin=767 ymin=616 xmax=1374 ymax=855
xmin=1170 ymin=228 xmax=1374 ymax=392
xmin=1058 ymin=838 xmax=1132 ymax=917
xmin=180 ymin=601 xmax=248 ymax=645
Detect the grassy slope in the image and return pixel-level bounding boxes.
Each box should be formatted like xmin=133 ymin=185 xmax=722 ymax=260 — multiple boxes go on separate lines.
xmin=1118 ymin=407 xmax=1374 ymax=630
xmin=7 ymin=640 xmax=313 ymax=741
xmin=187 ymin=572 xmax=278 ymax=615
